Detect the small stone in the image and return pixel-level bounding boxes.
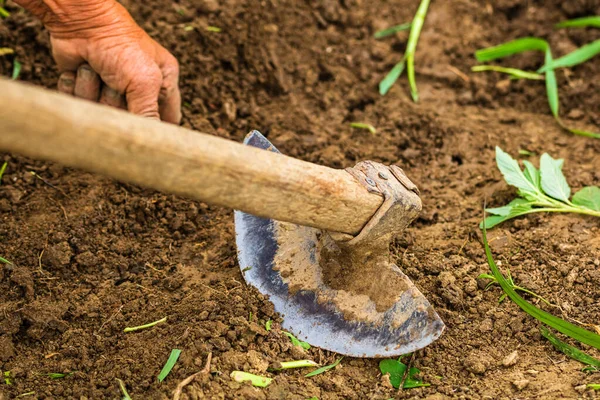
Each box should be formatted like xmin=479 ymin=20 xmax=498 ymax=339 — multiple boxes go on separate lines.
xmin=381 ymin=372 xmax=394 ymax=389
xmin=567 ymin=109 xmax=584 ymax=120
xmin=495 ymin=79 xmax=511 ymax=95
xmin=438 ymin=271 xmax=456 ymax=288
xmin=464 ymin=278 xmax=478 ymax=296
xmin=502 ymin=350 xmax=518 ymax=367
xmin=464 ymin=353 xmax=489 ymax=374
xmin=574 ymin=384 xmax=587 ymax=393
xmin=197 ymin=0 xmax=219 ymax=13
xmin=512 ymin=379 xmax=530 ymax=391
xmin=263 ymin=24 xmax=279 ymax=33
xmin=479 ymin=318 xmax=493 ymax=333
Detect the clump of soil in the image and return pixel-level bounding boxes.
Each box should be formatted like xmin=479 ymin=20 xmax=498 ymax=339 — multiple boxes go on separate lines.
xmin=1 ymin=0 xmax=600 ymax=398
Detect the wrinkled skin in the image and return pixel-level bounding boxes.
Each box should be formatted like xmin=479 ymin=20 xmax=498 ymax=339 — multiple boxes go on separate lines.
xmin=14 ymin=0 xmax=181 ymax=123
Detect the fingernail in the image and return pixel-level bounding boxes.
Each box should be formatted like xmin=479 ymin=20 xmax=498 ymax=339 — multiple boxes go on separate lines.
xmin=105 ymin=87 xmax=120 ymax=99
xmin=78 ymin=65 xmax=95 ymax=80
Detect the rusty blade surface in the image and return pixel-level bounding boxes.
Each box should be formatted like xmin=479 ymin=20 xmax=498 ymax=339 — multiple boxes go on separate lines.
xmin=234 ymin=131 xmax=444 ymax=357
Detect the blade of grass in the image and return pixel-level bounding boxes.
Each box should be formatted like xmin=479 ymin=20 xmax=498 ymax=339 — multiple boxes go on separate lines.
xmin=540 ymin=326 xmax=600 ymax=368
xmin=589 ymin=384 xmax=600 ymax=390
xmin=116 ymin=378 xmax=132 ymax=400
xmin=379 ymin=57 xmax=406 ymax=95
xmin=0 ymin=7 xmax=9 ymax=18
xmin=405 ymin=0 xmax=431 ymax=102
xmin=46 ymin=372 xmax=72 ymax=379
xmin=481 ymin=214 xmax=600 ymax=350
xmin=0 ymin=161 xmax=7 ymax=182
xmin=0 ymin=256 xmax=12 ymax=264
xmin=230 ymin=371 xmax=272 ymax=387
xmin=123 ymin=316 xmax=167 ymax=332
xmin=538 ymin=40 xmax=600 ymax=72
xmin=349 ymin=122 xmax=377 ymax=135
xmin=555 ymin=16 xmax=600 ymax=29
xmin=374 ymin=22 xmax=411 ymax=39
xmin=270 ymin=360 xmax=319 ymax=370
xmin=475 ymin=37 xmax=549 ymax=61
xmin=305 ymin=357 xmax=343 ymax=378
xmin=158 ymin=349 xmax=181 ymax=382
xmin=11 ymin=60 xmax=21 ymax=80
xmin=471 ymin=65 xmax=544 ymax=80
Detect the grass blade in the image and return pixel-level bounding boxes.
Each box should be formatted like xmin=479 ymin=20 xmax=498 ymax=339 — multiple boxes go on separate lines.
xmin=0 ymin=161 xmax=7 ymax=183
xmin=283 ymin=331 xmax=310 ymax=350
xmin=555 ymin=16 xmax=600 ymax=29
xmin=158 ymin=349 xmax=181 ymax=382
xmin=123 ymin=316 xmax=167 ymax=333
xmin=471 ymin=65 xmax=544 ymax=80
xmin=539 ymin=40 xmax=600 ymax=72
xmin=374 ymin=22 xmax=411 ymax=39
xmin=349 ymin=122 xmax=376 ymax=135
xmin=270 ymin=360 xmax=319 ymax=370
xmin=11 ymin=60 xmax=21 ymax=80
xmin=0 ymin=7 xmax=9 ymax=18
xmin=543 ymin=48 xmax=559 ymax=118
xmin=540 ymin=326 xmax=600 ymax=367
xmin=379 ymin=57 xmax=406 ymax=95
xmin=481 ymin=216 xmax=600 ymax=350
xmin=0 ymin=256 xmax=12 ymax=264
xmin=405 ymin=0 xmax=431 ymax=102
xmin=116 ymin=378 xmax=132 ymax=400
xmin=475 ymin=37 xmax=548 ymax=61
xmin=230 ymin=371 xmax=272 ymax=387
xmin=305 ymin=357 xmax=343 ymax=378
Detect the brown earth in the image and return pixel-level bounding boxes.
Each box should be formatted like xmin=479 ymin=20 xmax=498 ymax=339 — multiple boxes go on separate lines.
xmin=1 ymin=0 xmax=600 ymax=398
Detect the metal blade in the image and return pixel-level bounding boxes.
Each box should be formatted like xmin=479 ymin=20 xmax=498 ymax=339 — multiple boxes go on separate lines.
xmin=234 ymin=130 xmax=444 ymax=357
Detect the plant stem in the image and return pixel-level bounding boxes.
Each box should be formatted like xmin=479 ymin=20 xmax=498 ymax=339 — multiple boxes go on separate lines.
xmin=123 ymin=316 xmax=167 ymax=333
xmin=271 ymin=360 xmax=318 ymax=370
xmin=405 ymin=0 xmax=431 ymax=102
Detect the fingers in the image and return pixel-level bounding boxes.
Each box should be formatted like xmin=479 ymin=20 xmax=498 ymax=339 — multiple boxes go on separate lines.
xmin=57 ymin=72 xmax=75 ymax=95
xmin=124 ymin=56 xmax=163 ymax=120
xmin=157 ymin=51 xmax=182 ymax=124
xmin=74 ymin=64 xmax=101 ymax=101
xmin=99 ymin=85 xmax=125 ymax=108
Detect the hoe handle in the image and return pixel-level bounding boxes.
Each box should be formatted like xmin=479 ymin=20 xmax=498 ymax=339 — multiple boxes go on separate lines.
xmin=0 ymin=79 xmax=382 ymax=235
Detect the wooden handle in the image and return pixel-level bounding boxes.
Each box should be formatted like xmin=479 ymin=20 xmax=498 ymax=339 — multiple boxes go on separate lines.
xmin=0 ymin=78 xmax=382 ymax=235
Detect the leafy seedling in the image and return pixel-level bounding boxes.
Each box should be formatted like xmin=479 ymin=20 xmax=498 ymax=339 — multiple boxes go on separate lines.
xmin=305 ymin=357 xmax=343 ymax=378
xmin=379 ymin=0 xmax=430 ymax=101
xmin=283 ymin=331 xmax=310 ymax=350
xmin=471 ymin=65 xmax=544 ymax=80
xmin=265 ymin=319 xmax=272 ymax=331
xmin=230 ymin=371 xmax=272 ymax=387
xmin=481 ymin=147 xmax=600 ymax=229
xmin=123 ymin=316 xmax=167 ymax=332
xmin=269 ymin=360 xmax=319 ymax=371
xmin=555 ymin=16 xmax=600 ymax=29
xmin=116 ymin=378 xmax=132 ymax=400
xmin=540 ymin=326 xmax=600 ymax=369
xmin=379 ymin=359 xmax=429 ymax=389
xmin=478 ymin=270 xmax=551 ymax=305
xmin=3 ymin=371 xmax=12 ymax=385
xmin=481 ymin=215 xmax=600 ymax=351
xmin=350 ymin=122 xmax=377 ymax=135
xmin=475 ymin=38 xmax=600 ymax=139
xmin=158 ymin=349 xmax=181 ymax=382
xmin=374 ymin=22 xmax=411 ymax=39
xmin=12 ymin=60 xmax=21 ymax=80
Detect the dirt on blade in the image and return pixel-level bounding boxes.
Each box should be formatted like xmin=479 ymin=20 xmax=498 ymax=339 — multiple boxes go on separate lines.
xmin=1 ymin=0 xmax=600 ymax=399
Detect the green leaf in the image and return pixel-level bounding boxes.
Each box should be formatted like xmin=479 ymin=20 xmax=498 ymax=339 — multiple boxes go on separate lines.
xmin=230 ymin=371 xmax=272 ymax=387
xmin=0 ymin=7 xmax=9 ymax=18
xmin=405 ymin=0 xmax=431 ymax=102
xmin=379 ymin=359 xmax=406 ymax=389
xmin=481 ymin=218 xmax=600 ymax=351
xmin=475 ymin=37 xmax=549 ymax=61
xmin=572 ymin=186 xmax=600 ymax=211
xmin=522 ymin=160 xmax=541 ymax=189
xmin=486 ymin=198 xmax=532 ymax=216
xmin=157 ymin=349 xmax=181 ymax=382
xmin=379 ymin=57 xmax=406 ymax=95
xmin=11 ymin=60 xmax=21 ymax=80
xmin=495 ymin=147 xmax=538 ymax=194
xmin=403 ymin=367 xmax=430 ymax=389
xmin=0 ymin=161 xmax=7 ymax=183
xmin=555 ymin=16 xmax=600 ymax=29
xmin=540 ymin=326 xmax=600 ymax=368
xmin=350 ymin=122 xmax=377 ymax=135
xmin=46 ymin=372 xmax=72 ymax=379
xmin=265 ymin=319 xmax=272 ymax=331
xmin=471 ymin=65 xmax=544 ymax=80
xmin=538 ymin=40 xmax=600 ymax=72
xmin=305 ymin=357 xmax=343 ymax=378
xmin=0 ymin=256 xmax=12 ymax=264
xmin=543 ymin=48 xmax=559 ymax=118
xmin=374 ymin=22 xmax=412 ymax=39
xmin=589 ymin=384 xmax=600 ymax=390
xmin=283 ymin=331 xmax=310 ymax=350
xmin=539 ymin=153 xmax=571 ymax=202
xmin=116 ymin=379 xmax=132 ymax=400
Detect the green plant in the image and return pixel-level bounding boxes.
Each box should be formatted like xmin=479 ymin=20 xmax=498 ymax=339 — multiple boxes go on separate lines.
xmin=305 ymin=357 xmax=343 ymax=378
xmin=374 ymin=22 xmax=411 ymax=39
xmin=269 ymin=360 xmax=318 ymax=371
xmin=481 ymin=147 xmax=600 ymax=229
xmin=116 ymin=378 xmax=132 ymax=400
xmin=158 ymin=349 xmax=181 ymax=382
xmin=478 ymin=270 xmax=551 ymax=306
xmin=283 ymin=331 xmax=310 ymax=350
xmin=3 ymin=371 xmax=11 ymax=385
xmin=12 ymin=60 xmax=21 ymax=80
xmin=471 ymin=65 xmax=544 ymax=80
xmin=230 ymin=371 xmax=272 ymax=387
xmin=481 ymin=216 xmax=600 ymax=350
xmin=46 ymin=372 xmax=73 ymax=379
xmin=589 ymin=384 xmax=600 ymax=390
xmin=0 ymin=4 xmax=9 ymax=18
xmin=0 ymin=256 xmax=11 ymax=265
xmin=124 ymin=316 xmax=167 ymax=333
xmin=555 ymin=16 xmax=600 ymax=29
xmin=0 ymin=161 xmax=7 ymax=182
xmin=378 ymin=0 xmax=430 ymax=101
xmin=379 ymin=357 xmax=429 ymax=389
xmin=475 ymin=38 xmax=600 ymax=139
xmin=540 ymin=326 xmax=600 ymax=369
xmin=265 ymin=319 xmax=272 ymax=331
xmin=349 ymin=122 xmax=377 ymax=135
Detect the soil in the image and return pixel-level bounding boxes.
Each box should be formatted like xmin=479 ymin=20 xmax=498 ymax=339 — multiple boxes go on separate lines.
xmin=1 ymin=0 xmax=600 ymax=398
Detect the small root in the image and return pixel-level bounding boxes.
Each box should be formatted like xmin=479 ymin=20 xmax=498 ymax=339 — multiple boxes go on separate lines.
xmin=172 ymin=352 xmax=212 ymax=400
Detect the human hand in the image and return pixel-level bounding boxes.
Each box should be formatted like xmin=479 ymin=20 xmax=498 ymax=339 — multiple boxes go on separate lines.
xmin=15 ymin=0 xmax=181 ymax=123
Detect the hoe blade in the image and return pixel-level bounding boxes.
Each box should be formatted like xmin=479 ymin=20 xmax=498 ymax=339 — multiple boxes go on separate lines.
xmin=234 ymin=131 xmax=444 ymax=357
